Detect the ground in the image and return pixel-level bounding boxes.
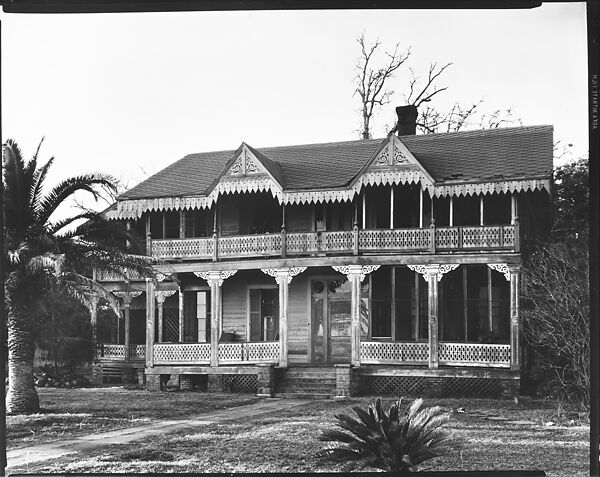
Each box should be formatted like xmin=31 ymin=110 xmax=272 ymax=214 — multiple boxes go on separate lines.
xmin=7 ymin=386 xmax=589 ymax=476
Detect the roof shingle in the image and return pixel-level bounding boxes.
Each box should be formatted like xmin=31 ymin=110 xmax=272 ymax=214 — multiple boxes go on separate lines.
xmin=119 ymin=125 xmax=553 ymax=200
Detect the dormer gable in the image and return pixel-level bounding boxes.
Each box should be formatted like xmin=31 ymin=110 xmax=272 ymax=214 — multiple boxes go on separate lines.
xmin=206 ymin=143 xmax=285 ymax=201
xmin=350 ymin=135 xmax=435 ymax=194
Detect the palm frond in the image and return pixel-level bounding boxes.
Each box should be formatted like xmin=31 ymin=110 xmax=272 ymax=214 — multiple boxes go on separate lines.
xmin=29 ymin=155 xmax=55 ymax=211
xmin=35 ymin=173 xmax=118 ymax=226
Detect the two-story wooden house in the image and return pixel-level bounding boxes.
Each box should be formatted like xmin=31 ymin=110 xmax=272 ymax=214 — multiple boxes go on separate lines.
xmin=92 ymin=106 xmax=553 ymax=399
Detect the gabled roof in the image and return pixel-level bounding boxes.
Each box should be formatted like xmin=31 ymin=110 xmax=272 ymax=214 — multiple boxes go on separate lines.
xmin=115 ymin=125 xmax=553 ymax=218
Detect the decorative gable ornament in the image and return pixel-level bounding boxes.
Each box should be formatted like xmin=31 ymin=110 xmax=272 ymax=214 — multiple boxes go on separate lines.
xmin=212 ymin=144 xmax=284 ymax=201
xmin=352 ymin=136 xmax=435 ymax=195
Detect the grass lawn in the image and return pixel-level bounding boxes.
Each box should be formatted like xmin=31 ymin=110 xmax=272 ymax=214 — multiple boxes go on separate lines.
xmin=7 ymin=386 xmax=259 ymax=449
xmin=10 ymin=389 xmax=589 ymax=476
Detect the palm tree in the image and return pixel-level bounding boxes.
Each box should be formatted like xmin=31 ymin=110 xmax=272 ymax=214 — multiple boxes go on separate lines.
xmin=2 ymin=139 xmax=153 ymax=414
xmin=317 ymin=397 xmax=457 ymax=472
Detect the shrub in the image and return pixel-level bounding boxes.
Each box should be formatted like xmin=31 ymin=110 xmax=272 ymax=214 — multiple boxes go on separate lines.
xmin=317 ymin=397 xmax=457 ymax=472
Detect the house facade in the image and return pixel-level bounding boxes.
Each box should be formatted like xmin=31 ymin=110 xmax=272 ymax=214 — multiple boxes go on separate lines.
xmin=92 ymin=108 xmax=553 ymax=398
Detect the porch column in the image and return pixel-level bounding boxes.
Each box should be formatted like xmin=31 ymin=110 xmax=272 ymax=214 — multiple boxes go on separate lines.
xmin=426 ymin=265 xmax=440 ymax=369
xmin=156 ymin=292 xmax=165 ymax=343
xmin=178 ymin=288 xmax=184 ymax=342
xmin=261 ymin=267 xmax=307 ymax=368
xmin=194 ymin=270 xmax=238 ymax=367
xmin=509 ymin=265 xmax=521 ymax=371
xmin=332 ymin=265 xmax=380 ymax=367
xmin=89 ymin=295 xmax=99 ymax=361
xmin=390 ymin=185 xmax=394 ymax=229
xmin=209 ymin=276 xmax=221 ymax=366
xmin=278 ymin=270 xmax=289 ymax=367
xmin=146 ymin=279 xmax=156 ymax=368
xmin=123 ymin=295 xmax=131 ymax=360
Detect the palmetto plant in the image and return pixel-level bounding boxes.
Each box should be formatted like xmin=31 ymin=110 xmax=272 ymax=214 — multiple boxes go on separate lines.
xmin=2 ymin=139 xmax=153 ymax=414
xmin=317 ymin=397 xmax=457 ymax=472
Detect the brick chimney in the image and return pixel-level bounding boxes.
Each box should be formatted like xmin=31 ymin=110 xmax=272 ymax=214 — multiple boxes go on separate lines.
xmin=395 ymin=105 xmax=418 ymax=136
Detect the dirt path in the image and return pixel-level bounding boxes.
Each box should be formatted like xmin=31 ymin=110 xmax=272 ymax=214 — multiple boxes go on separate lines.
xmin=7 ymin=397 xmax=309 ymax=473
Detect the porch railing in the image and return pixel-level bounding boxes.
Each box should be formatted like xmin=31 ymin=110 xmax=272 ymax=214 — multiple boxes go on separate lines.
xmin=360 ymin=342 xmax=429 ymax=364
xmin=438 ymin=342 xmax=511 ymax=368
xmin=97 ymin=344 xmax=146 ymax=361
xmin=153 ymin=343 xmax=211 ymax=365
xmin=360 ymin=341 xmax=510 ymax=368
xmin=218 ymin=341 xmax=280 ymax=364
xmin=149 ymin=224 xmax=517 ymax=261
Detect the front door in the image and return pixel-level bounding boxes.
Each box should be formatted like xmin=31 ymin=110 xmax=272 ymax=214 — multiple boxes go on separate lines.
xmin=311 ymin=279 xmax=352 ymax=363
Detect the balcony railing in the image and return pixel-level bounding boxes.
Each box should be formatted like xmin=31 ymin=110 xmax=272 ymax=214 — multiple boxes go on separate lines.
xmin=359 ymin=341 xmax=510 ymax=368
xmin=97 ymin=344 xmax=146 ymax=361
xmin=150 ymin=224 xmax=517 ymax=261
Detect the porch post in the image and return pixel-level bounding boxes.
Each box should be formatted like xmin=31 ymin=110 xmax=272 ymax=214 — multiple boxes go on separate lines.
xmin=89 ymin=295 xmax=99 ymax=361
xmin=156 ymin=293 xmax=165 ymax=343
xmin=426 ymin=265 xmax=440 ymax=369
xmin=178 ymin=288 xmax=184 ymax=342
xmin=146 ymin=279 xmax=155 ymax=368
xmin=390 ymin=185 xmax=394 ymax=229
xmin=123 ymin=294 xmax=131 ymax=360
xmin=208 ymin=273 xmax=222 ymax=367
xmin=349 ymin=266 xmax=362 ymax=367
xmin=145 ymin=214 xmax=152 ymax=257
xmin=509 ymin=265 xmax=521 ymax=371
xmin=449 ymin=196 xmax=454 ymax=227
xmin=194 ymin=271 xmax=237 ymax=367
xmin=277 ymin=269 xmax=290 ymax=368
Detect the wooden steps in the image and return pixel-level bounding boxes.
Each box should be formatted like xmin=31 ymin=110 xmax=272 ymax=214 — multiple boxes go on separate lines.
xmin=275 ymin=366 xmax=337 ymax=399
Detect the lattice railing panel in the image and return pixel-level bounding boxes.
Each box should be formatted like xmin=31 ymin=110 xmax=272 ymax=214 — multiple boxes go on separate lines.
xmin=442 ymin=378 xmax=502 ymax=398
xmin=218 ymin=342 xmax=279 ymax=364
xmin=360 ymin=376 xmax=428 ymax=396
xmin=219 ymin=234 xmax=282 ymax=257
xmin=461 ymin=226 xmax=501 ymax=248
xmin=218 ymin=343 xmax=246 ymax=363
xmin=99 ymin=344 xmax=126 ymax=359
xmin=321 ymin=231 xmax=353 ymax=252
xmin=247 ymin=341 xmax=279 ymax=362
xmin=438 ymin=342 xmax=510 ymax=367
xmin=501 ymin=225 xmax=515 ymax=247
xmin=153 ymin=343 xmax=211 ymax=364
xmin=286 ymin=232 xmax=318 ymax=255
xmin=223 ymin=375 xmax=258 ymax=393
xmin=151 ymin=238 xmax=213 ymax=259
xmin=360 ymin=342 xmax=429 ymax=364
xmin=435 ymin=227 xmax=459 ymax=249
xmin=163 ymin=309 xmax=180 ymax=343
xmin=129 ymin=345 xmax=146 ymax=360
xmin=359 ymin=228 xmax=430 ymax=251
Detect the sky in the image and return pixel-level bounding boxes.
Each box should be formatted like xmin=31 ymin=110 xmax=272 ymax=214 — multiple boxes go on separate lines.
xmin=0 ymin=3 xmax=588 ymax=214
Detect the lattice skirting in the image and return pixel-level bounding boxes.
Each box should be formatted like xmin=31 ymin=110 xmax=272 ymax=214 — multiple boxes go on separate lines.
xmin=222 ymin=374 xmax=258 ymax=394
xmin=359 ymin=376 xmax=514 ymax=399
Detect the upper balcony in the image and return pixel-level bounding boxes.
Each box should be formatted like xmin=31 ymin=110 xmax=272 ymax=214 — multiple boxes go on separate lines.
xmin=149 ymin=223 xmax=518 ymax=261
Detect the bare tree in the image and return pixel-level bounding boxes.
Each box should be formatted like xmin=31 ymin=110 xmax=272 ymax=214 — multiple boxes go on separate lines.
xmin=354 ymin=35 xmax=522 ymax=137
xmin=354 ymin=33 xmax=410 ymax=139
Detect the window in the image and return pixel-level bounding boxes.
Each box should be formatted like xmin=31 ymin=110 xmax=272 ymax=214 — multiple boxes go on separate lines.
xmin=249 ymin=289 xmax=279 ymax=341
